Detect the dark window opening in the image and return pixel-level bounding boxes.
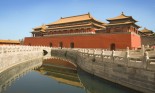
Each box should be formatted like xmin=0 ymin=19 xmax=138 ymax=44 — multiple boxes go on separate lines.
xmin=70 ymin=42 xmax=74 ymax=48
xmin=49 ymin=42 xmax=52 ymax=47
xmin=59 ymin=42 xmax=63 ymax=49
xmin=29 ymin=43 xmax=31 ymax=46
xmin=110 ymin=43 xmax=116 ymax=50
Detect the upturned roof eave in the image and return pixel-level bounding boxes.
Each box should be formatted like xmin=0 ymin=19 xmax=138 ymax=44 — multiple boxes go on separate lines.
xmin=106 ymin=17 xmax=138 ymax=22
xmin=47 ymin=13 xmax=106 ymax=26
xmin=106 ymin=22 xmax=141 ymax=28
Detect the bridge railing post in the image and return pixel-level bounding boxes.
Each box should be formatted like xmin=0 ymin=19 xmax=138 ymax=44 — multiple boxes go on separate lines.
xmin=143 ymin=51 xmax=149 ymax=69
xmin=86 ymin=49 xmax=89 ymax=57
xmin=101 ymin=49 xmax=104 ymax=62
xmin=125 ymin=49 xmax=129 ymax=66
xmin=93 ymin=49 xmax=96 ymax=58
xmin=101 ymin=49 xmax=104 ymax=56
xmin=141 ymin=45 xmax=145 ymax=56
xmin=82 ymin=48 xmax=85 ymax=55
xmin=112 ymin=50 xmax=115 ymax=62
xmin=83 ymin=49 xmax=85 ymax=53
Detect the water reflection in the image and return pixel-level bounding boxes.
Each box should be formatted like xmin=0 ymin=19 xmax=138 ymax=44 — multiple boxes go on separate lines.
xmin=37 ymin=64 xmax=82 ymax=88
xmin=1 ymin=59 xmax=84 ymax=93
xmin=0 ymin=58 xmax=141 ymax=93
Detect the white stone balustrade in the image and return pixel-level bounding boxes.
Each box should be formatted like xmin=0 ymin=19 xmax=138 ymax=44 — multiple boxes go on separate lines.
xmin=0 ymin=45 xmax=51 ymax=73
xmin=53 ymin=47 xmax=155 ymax=69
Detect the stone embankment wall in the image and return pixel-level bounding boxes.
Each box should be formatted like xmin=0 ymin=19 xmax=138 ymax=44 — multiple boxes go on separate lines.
xmin=0 ymin=58 xmax=42 ymax=93
xmin=0 ymin=45 xmax=51 ymax=73
xmin=51 ymin=48 xmax=155 ymax=93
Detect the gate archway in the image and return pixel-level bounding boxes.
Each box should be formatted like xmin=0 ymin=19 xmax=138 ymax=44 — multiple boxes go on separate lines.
xmin=110 ymin=43 xmax=116 ymax=50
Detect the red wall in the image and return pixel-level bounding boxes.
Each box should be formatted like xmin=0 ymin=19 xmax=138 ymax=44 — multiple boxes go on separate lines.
xmin=131 ymin=33 xmax=141 ymax=49
xmin=24 ymin=32 xmax=141 ymax=49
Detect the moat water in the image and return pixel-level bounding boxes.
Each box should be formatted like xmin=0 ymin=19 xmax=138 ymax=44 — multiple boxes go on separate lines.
xmin=0 ymin=59 xmax=141 ymax=93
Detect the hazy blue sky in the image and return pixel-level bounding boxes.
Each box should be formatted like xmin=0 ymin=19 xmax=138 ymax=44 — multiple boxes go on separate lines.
xmin=0 ymin=0 xmax=154 ymax=40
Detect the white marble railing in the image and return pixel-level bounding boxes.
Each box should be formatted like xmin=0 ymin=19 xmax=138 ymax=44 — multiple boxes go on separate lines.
xmin=76 ymin=48 xmax=155 ymax=69
xmin=58 ymin=45 xmax=155 ymax=58
xmin=0 ymin=45 xmax=51 ymax=73
xmin=0 ymin=45 xmax=52 ymax=54
xmin=51 ymin=47 xmax=155 ymax=69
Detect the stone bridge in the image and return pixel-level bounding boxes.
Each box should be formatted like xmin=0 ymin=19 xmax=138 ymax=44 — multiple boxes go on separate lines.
xmin=0 ymin=45 xmax=155 ymax=93
xmin=0 ymin=45 xmax=51 ymax=73
xmin=51 ymin=47 xmax=155 ymax=93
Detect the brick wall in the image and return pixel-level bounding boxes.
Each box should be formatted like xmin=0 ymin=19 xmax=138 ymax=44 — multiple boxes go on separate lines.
xmin=131 ymin=33 xmax=141 ymax=49
xmin=24 ymin=32 xmax=141 ymax=49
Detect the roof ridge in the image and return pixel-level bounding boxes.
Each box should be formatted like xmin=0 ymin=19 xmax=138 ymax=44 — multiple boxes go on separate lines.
xmin=61 ymin=13 xmax=90 ymax=19
xmin=0 ymin=39 xmax=20 ymax=43
xmin=144 ymin=27 xmax=148 ymax=30
xmin=121 ymin=12 xmax=131 ymax=18
xmin=47 ymin=13 xmax=106 ymax=25
xmin=141 ymin=27 xmax=152 ymax=32
xmin=106 ymin=12 xmax=137 ymax=22
xmin=33 ymin=24 xmax=47 ymax=29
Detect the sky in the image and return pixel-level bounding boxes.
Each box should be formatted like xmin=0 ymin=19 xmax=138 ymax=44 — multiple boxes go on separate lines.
xmin=0 ymin=0 xmax=155 ymax=40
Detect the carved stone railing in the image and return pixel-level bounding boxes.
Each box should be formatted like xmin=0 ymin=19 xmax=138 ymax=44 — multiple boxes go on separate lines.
xmin=73 ymin=48 xmax=155 ymax=70
xmin=0 ymin=45 xmax=51 ymax=73
xmin=52 ymin=46 xmax=155 ymax=70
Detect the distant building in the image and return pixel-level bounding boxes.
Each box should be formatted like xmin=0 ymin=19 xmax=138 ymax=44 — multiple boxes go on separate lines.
xmin=139 ymin=27 xmax=154 ymax=36
xmin=24 ymin=12 xmax=141 ymax=50
xmin=0 ymin=40 xmax=20 ymax=45
xmin=139 ymin=28 xmax=155 ymax=47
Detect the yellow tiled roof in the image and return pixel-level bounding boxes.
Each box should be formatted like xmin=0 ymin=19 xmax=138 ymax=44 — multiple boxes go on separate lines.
xmin=107 ymin=21 xmax=132 ymax=25
xmin=47 ymin=13 xmax=105 ymax=25
xmin=47 ymin=23 xmax=92 ymax=30
xmin=107 ymin=12 xmax=137 ymax=22
xmin=140 ymin=27 xmax=153 ymax=33
xmin=33 ymin=24 xmax=47 ymax=30
xmin=0 ymin=40 xmax=20 ymax=44
xmin=33 ymin=24 xmax=47 ymax=32
xmin=106 ymin=22 xmax=140 ymax=28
